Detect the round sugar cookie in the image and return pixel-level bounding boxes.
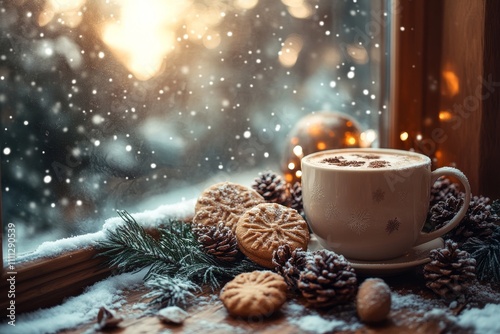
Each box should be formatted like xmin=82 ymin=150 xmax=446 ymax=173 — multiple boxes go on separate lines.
xmin=193 ymin=182 xmax=265 ymax=232
xmin=220 ymin=271 xmax=287 ymax=318
xmin=236 ymin=203 xmax=309 ymax=268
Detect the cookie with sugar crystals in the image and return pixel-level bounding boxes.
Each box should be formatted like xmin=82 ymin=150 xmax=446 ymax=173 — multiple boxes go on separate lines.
xmin=236 ymin=203 xmax=310 ymax=268
xmin=220 ymin=271 xmax=287 ymax=318
xmin=193 ymin=182 xmax=265 ymax=233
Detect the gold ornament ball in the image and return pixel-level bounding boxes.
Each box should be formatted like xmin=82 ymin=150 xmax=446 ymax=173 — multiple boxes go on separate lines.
xmin=281 ymin=111 xmax=362 ymax=184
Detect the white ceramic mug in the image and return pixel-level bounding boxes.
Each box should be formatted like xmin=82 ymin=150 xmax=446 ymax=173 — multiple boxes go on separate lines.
xmin=301 ymin=148 xmax=471 ymax=261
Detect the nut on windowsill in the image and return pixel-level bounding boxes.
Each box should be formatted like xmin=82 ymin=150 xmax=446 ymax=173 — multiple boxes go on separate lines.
xmin=356 ymin=278 xmax=392 ymax=323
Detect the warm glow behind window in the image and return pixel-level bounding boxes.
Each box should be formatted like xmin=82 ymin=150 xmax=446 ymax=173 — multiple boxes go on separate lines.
xmin=1 ymin=0 xmax=388 ymax=253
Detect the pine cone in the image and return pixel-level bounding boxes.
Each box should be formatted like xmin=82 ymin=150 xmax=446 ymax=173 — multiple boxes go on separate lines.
xmin=428 ymin=196 xmax=464 ymax=230
xmin=297 ymin=250 xmax=357 ymax=308
xmin=192 ymin=222 xmax=240 ymax=263
xmin=272 ymin=244 xmax=309 ymax=291
xmin=428 ymin=195 xmax=497 ymax=245
xmin=423 ymin=240 xmax=476 ymax=299
xmin=450 ymin=195 xmax=497 ymax=244
xmin=430 ymin=177 xmax=461 ymax=206
xmin=288 ymin=182 xmax=304 ymax=216
xmin=252 ymin=170 xmax=288 ymax=204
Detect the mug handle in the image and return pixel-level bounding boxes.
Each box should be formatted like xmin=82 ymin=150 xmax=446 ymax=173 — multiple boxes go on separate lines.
xmin=414 ymin=166 xmax=471 ymax=246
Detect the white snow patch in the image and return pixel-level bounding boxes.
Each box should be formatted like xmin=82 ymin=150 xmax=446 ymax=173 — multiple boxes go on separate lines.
xmin=289 ymin=314 xmax=353 ymax=333
xmin=17 ymin=198 xmax=196 ymax=263
xmin=458 ymin=303 xmax=500 ymax=334
xmin=0 ymin=270 xmax=146 ymax=334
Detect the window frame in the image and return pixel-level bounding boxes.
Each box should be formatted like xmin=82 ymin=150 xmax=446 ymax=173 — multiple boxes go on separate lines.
xmin=390 ymin=0 xmax=500 ymax=199
xmin=3 ymin=0 xmax=500 ymax=314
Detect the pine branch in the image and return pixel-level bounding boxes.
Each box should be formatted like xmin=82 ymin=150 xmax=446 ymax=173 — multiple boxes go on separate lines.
xmin=97 ymin=210 xmax=263 ymax=292
xmin=98 ymin=211 xmax=172 ymax=276
xmin=143 ymin=274 xmax=200 ymax=308
xmin=462 ymin=229 xmax=500 ymax=282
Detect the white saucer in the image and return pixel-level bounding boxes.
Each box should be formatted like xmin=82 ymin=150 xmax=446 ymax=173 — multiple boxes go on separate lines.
xmin=307 ymin=235 xmax=444 ymax=276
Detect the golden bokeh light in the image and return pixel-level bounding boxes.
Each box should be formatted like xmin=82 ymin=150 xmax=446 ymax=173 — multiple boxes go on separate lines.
xmin=442 ymin=70 xmax=460 ymax=97
xmin=279 ymin=34 xmax=304 ymax=68
xmin=316 ymin=141 xmax=327 ymax=150
xmin=359 ymin=129 xmax=377 ymax=147
xmin=400 ymin=131 xmax=409 ymax=141
xmin=281 ymin=0 xmax=313 ymax=19
xmin=101 ymin=0 xmax=190 ymax=81
xmin=203 ymin=31 xmax=222 ymax=49
xmin=345 ymin=44 xmax=369 ymax=64
xmin=292 ymin=145 xmax=304 ymax=157
xmin=235 ymin=0 xmax=260 ymax=9
xmin=38 ymin=0 xmax=86 ymax=27
xmin=439 ymin=110 xmax=454 ymax=122
xmin=345 ymin=133 xmax=357 ymax=146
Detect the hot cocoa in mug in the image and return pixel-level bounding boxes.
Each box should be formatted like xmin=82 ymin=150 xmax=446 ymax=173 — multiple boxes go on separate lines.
xmin=301 ymin=148 xmax=471 ymax=261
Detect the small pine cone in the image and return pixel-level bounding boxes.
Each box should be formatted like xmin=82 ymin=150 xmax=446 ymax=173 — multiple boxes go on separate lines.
xmin=449 ymin=195 xmax=497 ymax=244
xmin=423 ymin=240 xmax=476 ymax=300
xmin=428 ymin=196 xmax=464 ymax=230
xmin=252 ymin=170 xmax=288 ymax=205
xmin=192 ymin=222 xmax=240 ymax=263
xmin=272 ymin=244 xmax=309 ymax=291
xmin=288 ymin=182 xmax=304 ymax=216
xmin=297 ymin=250 xmax=357 ymax=308
xmin=430 ymin=177 xmax=461 ymax=206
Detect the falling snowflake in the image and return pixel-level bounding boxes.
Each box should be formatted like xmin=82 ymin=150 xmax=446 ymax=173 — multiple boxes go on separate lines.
xmin=347 ymin=208 xmax=371 ymax=235
xmin=385 ymin=217 xmax=401 ymax=234
xmin=372 ymin=188 xmax=385 ymax=203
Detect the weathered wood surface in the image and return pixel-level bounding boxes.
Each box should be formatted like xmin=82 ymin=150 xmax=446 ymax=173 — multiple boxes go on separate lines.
xmin=60 ymin=268 xmax=490 ymax=334
xmin=1 ymin=247 xmax=113 ymax=314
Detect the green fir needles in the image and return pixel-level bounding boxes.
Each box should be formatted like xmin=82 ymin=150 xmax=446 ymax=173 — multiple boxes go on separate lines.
xmin=98 ymin=211 xmax=261 ymax=293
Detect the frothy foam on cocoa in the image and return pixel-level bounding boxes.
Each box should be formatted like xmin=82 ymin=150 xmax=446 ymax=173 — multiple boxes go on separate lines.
xmin=307 ymin=152 xmax=427 ymax=169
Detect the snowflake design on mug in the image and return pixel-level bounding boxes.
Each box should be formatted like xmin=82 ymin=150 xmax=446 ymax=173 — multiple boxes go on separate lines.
xmin=385 ymin=217 xmax=401 ymax=234
xmin=324 ymin=202 xmax=339 ymax=220
xmin=347 ymin=207 xmax=371 ymax=235
xmin=372 ymin=188 xmax=385 ymax=203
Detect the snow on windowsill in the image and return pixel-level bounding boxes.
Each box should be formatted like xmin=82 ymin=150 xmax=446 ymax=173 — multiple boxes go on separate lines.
xmin=15 ymin=198 xmax=196 ymax=264
xmin=0 ymin=269 xmax=148 ymax=334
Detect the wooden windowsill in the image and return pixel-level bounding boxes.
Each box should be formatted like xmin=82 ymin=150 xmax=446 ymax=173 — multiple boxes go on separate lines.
xmin=58 ymin=268 xmax=500 ymax=334
xmin=1 ymin=246 xmax=113 ymax=314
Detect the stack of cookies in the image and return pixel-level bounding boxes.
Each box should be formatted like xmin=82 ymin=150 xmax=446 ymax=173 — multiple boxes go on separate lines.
xmin=192 ymin=181 xmax=310 ymax=269
xmin=192 ymin=181 xmax=310 ymax=318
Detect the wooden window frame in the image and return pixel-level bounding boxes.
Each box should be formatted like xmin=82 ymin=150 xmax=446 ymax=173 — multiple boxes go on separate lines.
xmin=390 ymin=0 xmax=500 ymax=198
xmin=2 ymin=0 xmax=500 ymax=314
